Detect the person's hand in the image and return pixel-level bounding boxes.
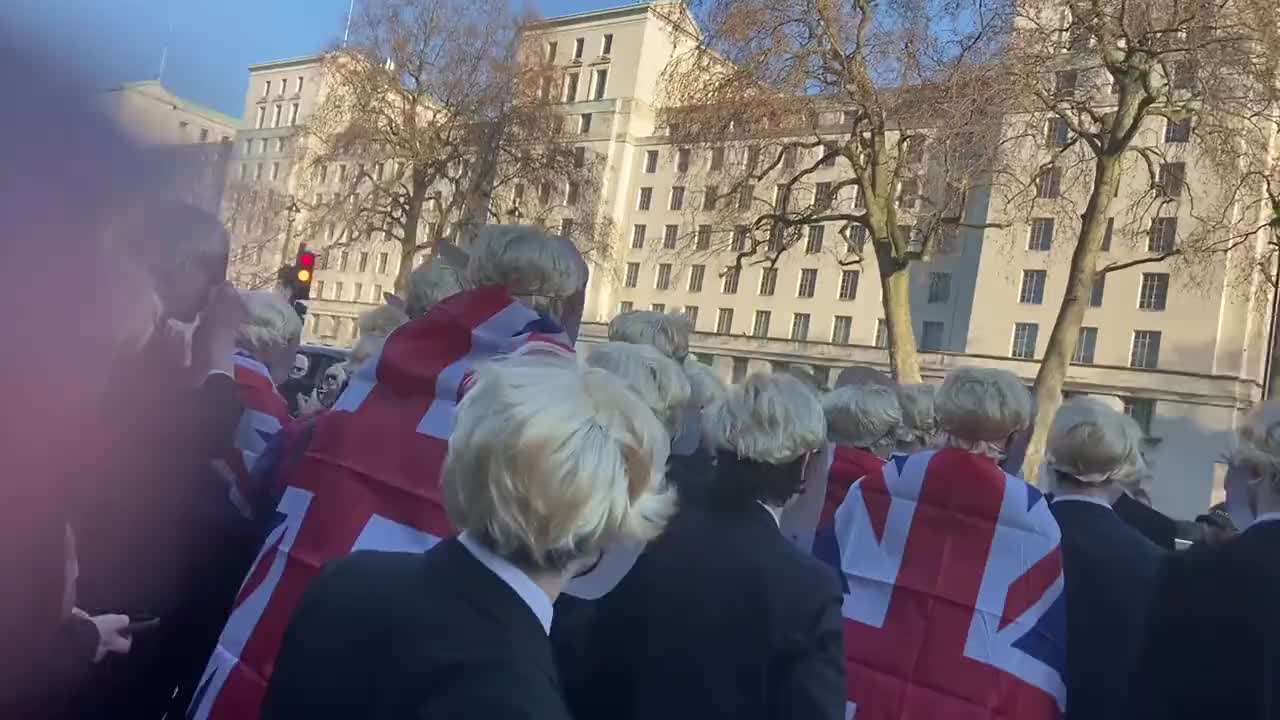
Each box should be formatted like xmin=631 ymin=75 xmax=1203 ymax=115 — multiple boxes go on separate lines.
xmin=191 ymin=283 xmax=245 ymax=380
xmin=87 ymin=613 xmax=133 ymax=662
xmin=297 ymin=391 xmax=325 ymax=418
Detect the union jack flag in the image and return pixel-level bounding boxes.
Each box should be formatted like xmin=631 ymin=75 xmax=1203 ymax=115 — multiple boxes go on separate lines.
xmin=206 ymin=354 xmax=290 ymax=522
xmin=814 ymin=449 xmax=1067 ymax=720
xmin=188 ymin=286 xmax=574 ymax=720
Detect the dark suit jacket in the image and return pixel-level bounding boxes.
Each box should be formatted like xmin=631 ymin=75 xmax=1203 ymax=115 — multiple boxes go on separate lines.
xmin=263 ymin=541 xmax=572 ymax=720
xmin=1137 ymin=519 xmax=1280 ymax=720
xmin=1050 ymin=500 xmax=1167 ymax=720
xmin=1112 ymin=492 xmax=1178 ymax=551
xmin=559 ymin=490 xmax=846 ymax=720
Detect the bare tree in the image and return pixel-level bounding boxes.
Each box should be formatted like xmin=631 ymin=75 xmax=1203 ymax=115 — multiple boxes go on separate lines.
xmin=1003 ymin=0 xmax=1280 ymax=479
xmin=293 ymin=0 xmax=598 ymax=293
xmin=654 ymin=0 xmax=1011 ymax=382
xmin=223 ymin=182 xmax=295 ymax=289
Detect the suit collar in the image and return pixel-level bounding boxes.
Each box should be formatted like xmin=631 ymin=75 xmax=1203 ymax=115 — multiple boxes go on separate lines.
xmin=1052 ymin=494 xmax=1113 ymax=510
xmin=457 ymin=532 xmax=553 ymax=634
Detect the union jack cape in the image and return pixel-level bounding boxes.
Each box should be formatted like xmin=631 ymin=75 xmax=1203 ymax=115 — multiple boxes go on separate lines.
xmin=814 ymin=449 xmax=1067 ymax=720
xmin=204 ymin=354 xmax=291 ymax=525
xmin=188 ymin=286 xmax=574 ymax=720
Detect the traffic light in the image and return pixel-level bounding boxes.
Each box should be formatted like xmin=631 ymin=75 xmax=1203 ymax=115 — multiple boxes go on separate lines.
xmin=288 ymin=246 xmax=316 ymax=302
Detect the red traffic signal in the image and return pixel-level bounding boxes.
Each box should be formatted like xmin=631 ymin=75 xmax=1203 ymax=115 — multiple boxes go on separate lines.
xmin=298 ymin=250 xmax=317 ymax=270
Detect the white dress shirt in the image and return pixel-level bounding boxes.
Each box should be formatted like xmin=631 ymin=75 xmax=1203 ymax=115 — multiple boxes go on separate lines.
xmin=457 ymin=532 xmax=554 ymax=634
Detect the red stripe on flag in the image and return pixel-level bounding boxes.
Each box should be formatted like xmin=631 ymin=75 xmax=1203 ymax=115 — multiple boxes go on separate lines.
xmin=860 ymin=469 xmax=891 ymax=544
xmin=999 ymin=546 xmax=1063 ymax=631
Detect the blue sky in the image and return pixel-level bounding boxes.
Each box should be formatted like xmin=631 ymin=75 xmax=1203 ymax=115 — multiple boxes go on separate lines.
xmin=3 ymin=0 xmax=619 ymax=118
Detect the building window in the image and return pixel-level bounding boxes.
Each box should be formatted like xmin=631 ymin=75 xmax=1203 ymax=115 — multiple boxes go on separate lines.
xmin=722 ymin=268 xmax=740 ymax=294
xmin=774 ymin=185 xmax=790 ymax=212
xmin=1011 ymin=322 xmax=1039 ymax=359
xmin=573 ymin=146 xmax=586 ymax=169
xmin=656 ymin=263 xmax=673 ymax=290
xmin=716 ymin=308 xmax=734 ymax=334
xmin=663 ymin=224 xmax=678 ymax=249
xmin=780 ymin=146 xmax=796 ymax=170
xmin=791 ymin=313 xmax=811 ymax=341
xmin=273 ymin=104 xmax=283 ymax=127
xmin=710 ymin=147 xmax=725 ymax=171
xmin=314 ymin=280 xmax=325 ymax=298
xmin=244 ymin=138 xmax=254 ymax=155
xmin=689 ymin=264 xmax=705 ymax=292
xmin=752 ymin=310 xmax=772 ymax=337
xmin=546 ymin=40 xmax=557 ymax=61
xmin=847 ymin=225 xmax=869 ymax=253
xmin=832 ymin=316 xmax=853 ymax=345
xmin=619 ymin=301 xmax=633 ymax=314
xmin=1123 ymin=398 xmax=1156 ymax=435
xmin=1157 ymin=162 xmax=1185 ymax=198
xmin=296 ymin=75 xmax=304 ymax=94
xmin=592 ymin=69 xmax=608 ymax=100
xmin=642 ymin=150 xmax=659 ymax=174
xmin=637 ymin=187 xmax=653 ymax=210
xmin=254 ymin=163 xmax=264 ymax=180
xmin=1045 ymin=117 xmax=1070 ymax=147
xmin=1102 ymin=218 xmax=1114 ymax=251
xmin=564 ymin=73 xmax=579 ymax=102
xmin=357 ymin=251 xmax=369 ymax=272
xmin=745 ymin=146 xmax=761 ymax=173
xmin=731 ymin=357 xmax=748 ymax=383
xmin=334 ymin=281 xmax=346 ymax=300
xmin=255 ymin=106 xmax=265 ymax=129
xmin=631 ymin=224 xmax=646 ymax=248
xmin=372 ymin=284 xmax=383 ymax=301
xmin=1138 ymin=272 xmax=1170 ymax=310
xmin=759 ymin=267 xmax=777 ymax=296
xmin=1073 ymin=326 xmax=1098 ymax=364
xmin=602 ymin=33 xmax=614 ymax=56
xmin=263 ymin=80 xmax=272 ymax=97
xmin=1165 ymin=117 xmax=1192 ymax=143
xmin=270 ymin=162 xmax=280 ymax=181
xmin=566 ymin=182 xmax=580 ymax=206
xmin=896 ymin=178 xmax=920 ymax=210
xmin=275 ymin=138 xmax=286 ymax=152
xmin=920 ymin=321 xmax=945 ymax=351
xmin=579 ymin=113 xmax=592 ymax=133
xmin=1036 ymin=165 xmax=1062 ymax=198
xmin=1054 ymin=69 xmax=1078 ymax=97
xmin=651 ymin=303 xmax=665 ymax=313
xmin=670 ymin=186 xmax=685 ymax=211
xmin=767 ymin=226 xmax=785 ymax=253
xmin=1090 ymin=272 xmax=1106 ymax=307
xmin=238 ymin=163 xmax=247 ymax=180
xmin=838 ymin=270 xmax=859 ymax=300
xmin=353 ymin=282 xmax=364 ymax=302
xmin=624 ymin=262 xmax=640 ymax=288
xmin=1020 ymin=270 xmax=1047 ymax=304
xmin=1149 ymin=217 xmax=1177 ymax=253
xmin=339 ymin=251 xmax=350 ymax=271
xmin=821 ymin=142 xmax=838 ymax=167
xmin=798 ymin=268 xmax=818 ymax=298
xmin=875 ymin=319 xmax=889 ymax=348
xmin=1029 ymin=218 xmax=1055 ymax=251
xmin=677 ymin=148 xmax=691 ymax=173
xmin=1130 ymin=330 xmax=1162 ymax=369
xmin=928 ymin=272 xmax=952 ymax=303
xmin=197 ymin=127 xmax=209 ymax=142
xmin=703 ymin=186 xmax=719 ymax=211
xmin=805 ymin=225 xmax=824 ymax=254
xmin=732 ymin=226 xmax=749 ymax=252
xmin=377 ymin=253 xmax=389 ymax=274
xmin=814 ymin=182 xmax=833 ymax=210
xmin=280 ymin=78 xmax=289 ymax=95
xmin=572 ymin=37 xmax=585 ymax=59
xmin=737 ymin=184 xmax=754 ymax=211
xmin=290 ymin=103 xmax=300 ymax=125
xmin=696 ymin=225 xmax=712 ymax=250
xmin=560 ymin=218 xmax=575 ymax=237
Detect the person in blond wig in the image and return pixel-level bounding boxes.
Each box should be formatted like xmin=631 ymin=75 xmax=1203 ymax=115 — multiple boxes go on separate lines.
xmin=264 ymin=356 xmax=674 ymax=720
xmin=1138 ymin=400 xmax=1280 ymax=720
xmin=404 ymin=260 xmax=464 ymax=319
xmin=1043 ymin=399 xmax=1166 ymax=720
xmin=607 ymin=310 xmax=691 ymax=361
xmin=935 ymin=367 xmax=1033 ymax=460
xmin=585 ymin=342 xmax=690 ymax=437
xmin=348 ymin=304 xmax=409 ymax=373
xmin=563 ymin=371 xmax=845 ymax=720
xmin=894 ymin=384 xmax=937 ymax=455
xmin=819 ymin=384 xmax=902 ymax=527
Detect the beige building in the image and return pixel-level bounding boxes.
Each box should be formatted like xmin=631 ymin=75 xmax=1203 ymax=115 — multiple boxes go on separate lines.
xmin=228 ymin=2 xmax=1267 ymax=519
xmin=99 ymin=80 xmax=240 ymax=146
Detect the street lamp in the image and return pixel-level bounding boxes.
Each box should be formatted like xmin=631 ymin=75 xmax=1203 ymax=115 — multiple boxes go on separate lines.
xmin=284 ymin=195 xmax=302 ymax=256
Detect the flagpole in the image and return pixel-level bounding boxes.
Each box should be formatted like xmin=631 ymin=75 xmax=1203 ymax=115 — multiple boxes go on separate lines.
xmin=342 ymin=0 xmax=356 ymax=46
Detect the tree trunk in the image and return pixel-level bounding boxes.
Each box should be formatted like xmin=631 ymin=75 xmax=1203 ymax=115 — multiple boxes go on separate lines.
xmin=1022 ymin=156 xmax=1120 ymax=483
xmin=880 ymin=258 xmax=923 ymax=383
xmin=393 ymin=172 xmax=431 ymax=295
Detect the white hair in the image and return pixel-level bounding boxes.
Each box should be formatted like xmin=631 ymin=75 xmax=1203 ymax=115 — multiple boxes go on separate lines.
xmin=586 ymin=342 xmax=692 ymax=436
xmin=1045 ymin=398 xmax=1140 ymax=485
xmin=236 ymin=290 xmax=302 ymax=362
xmin=358 ymin=304 xmax=408 ymax=337
xmin=608 ymin=311 xmax=691 ymax=361
xmin=823 ymin=384 xmax=903 ymax=457
xmin=466 ymin=224 xmax=588 ymax=322
xmin=1233 ymin=400 xmax=1280 ymax=492
xmin=684 ymin=358 xmax=728 ymax=409
xmin=702 ymin=371 xmax=826 ymax=465
xmin=442 ymin=355 xmax=676 ymax=572
xmin=896 ymin=384 xmax=938 ymax=452
xmin=936 ymin=367 xmax=1032 ymax=459
xmin=1111 ymin=412 xmax=1152 ymax=492
xmin=405 ymin=260 xmax=464 ymax=318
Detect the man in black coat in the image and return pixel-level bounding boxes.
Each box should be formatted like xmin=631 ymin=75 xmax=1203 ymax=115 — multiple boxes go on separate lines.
xmin=558 ymin=372 xmax=845 ymax=720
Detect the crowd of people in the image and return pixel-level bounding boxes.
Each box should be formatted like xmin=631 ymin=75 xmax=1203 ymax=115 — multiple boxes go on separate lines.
xmin=5 ymin=47 xmax=1279 ymax=720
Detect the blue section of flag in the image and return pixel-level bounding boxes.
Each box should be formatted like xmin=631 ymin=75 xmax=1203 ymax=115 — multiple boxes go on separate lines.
xmin=1011 ymin=590 xmax=1068 ymax=674
xmin=1026 ymin=482 xmax=1045 ymax=512
xmin=812 ymin=524 xmax=849 ymax=594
